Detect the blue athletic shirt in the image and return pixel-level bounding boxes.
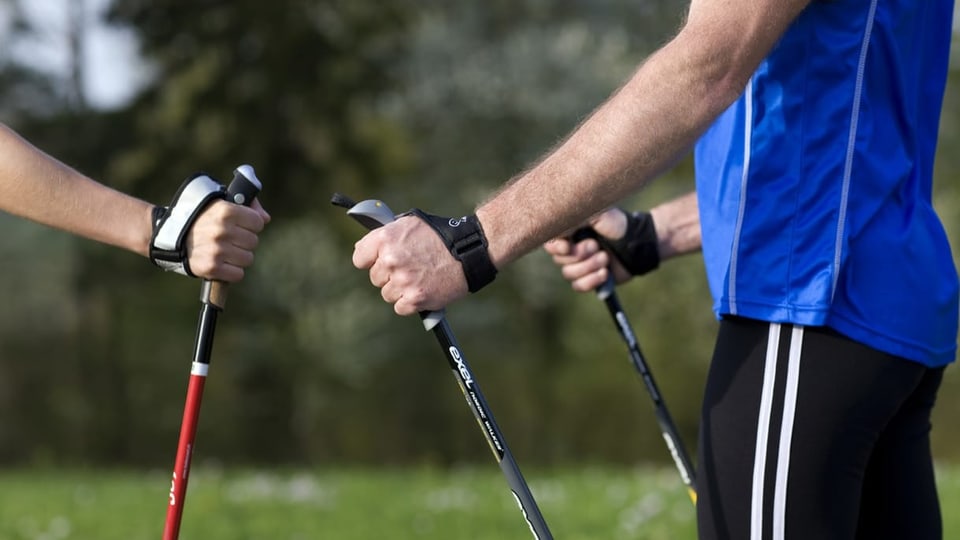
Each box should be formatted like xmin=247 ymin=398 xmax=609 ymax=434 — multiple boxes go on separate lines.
xmin=694 ymin=0 xmax=959 ymax=367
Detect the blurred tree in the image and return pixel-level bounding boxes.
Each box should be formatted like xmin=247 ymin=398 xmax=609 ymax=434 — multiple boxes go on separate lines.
xmin=0 ymin=0 xmax=421 ymax=465
xmin=369 ymin=0 xmax=712 ymax=466
xmin=0 ymin=0 xmax=96 ymax=464
xmin=0 ymin=1 xmax=66 ymax=121
xmin=104 ymin=0 xmax=413 ymax=208
xmin=0 ymin=0 xmax=956 ymax=469
xmin=98 ymin=0 xmax=422 ymax=464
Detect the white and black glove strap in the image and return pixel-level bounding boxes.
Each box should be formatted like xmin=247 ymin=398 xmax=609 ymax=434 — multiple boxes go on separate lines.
xmin=404 ymin=209 xmax=498 ymax=293
xmin=150 ymin=173 xmax=226 ymax=277
xmin=597 ymin=209 xmax=660 ymax=276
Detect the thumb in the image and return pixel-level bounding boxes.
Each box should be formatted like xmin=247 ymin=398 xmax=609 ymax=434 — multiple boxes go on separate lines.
xmin=589 ymin=208 xmax=629 ymax=240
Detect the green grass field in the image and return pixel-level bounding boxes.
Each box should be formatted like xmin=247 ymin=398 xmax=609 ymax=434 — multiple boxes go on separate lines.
xmin=0 ymin=464 xmax=957 ymax=539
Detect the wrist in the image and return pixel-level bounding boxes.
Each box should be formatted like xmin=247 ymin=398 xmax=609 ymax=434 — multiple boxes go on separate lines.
xmin=474 ymin=206 xmax=508 ymax=269
xmin=648 ymin=199 xmax=701 ymax=260
xmin=406 ymin=209 xmax=498 ymax=293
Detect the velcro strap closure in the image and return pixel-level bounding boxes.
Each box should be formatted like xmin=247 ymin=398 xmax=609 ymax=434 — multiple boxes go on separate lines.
xmin=150 ymin=174 xmax=225 ymax=277
xmin=595 ymin=209 xmax=660 ymax=276
xmin=404 ymin=209 xmax=498 ymax=293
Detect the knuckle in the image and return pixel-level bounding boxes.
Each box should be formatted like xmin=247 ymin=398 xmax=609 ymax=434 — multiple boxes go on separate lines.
xmin=192 ymin=260 xmax=216 ymax=278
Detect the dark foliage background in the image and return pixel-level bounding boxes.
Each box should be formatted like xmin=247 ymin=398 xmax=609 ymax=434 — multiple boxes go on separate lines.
xmin=0 ymin=0 xmax=957 ymax=469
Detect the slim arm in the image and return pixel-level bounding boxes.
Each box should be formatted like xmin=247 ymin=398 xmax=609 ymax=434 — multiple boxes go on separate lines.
xmin=0 ymin=123 xmax=153 ymax=256
xmin=0 ymin=123 xmax=270 ymax=283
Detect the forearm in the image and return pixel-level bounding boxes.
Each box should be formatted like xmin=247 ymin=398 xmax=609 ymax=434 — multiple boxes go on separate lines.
xmin=650 ymin=191 xmax=700 ymax=261
xmin=0 ymin=124 xmax=153 ymax=256
xmin=477 ymin=37 xmax=737 ymax=268
xmin=476 ymin=0 xmax=809 ymax=269
xmin=351 ymin=0 xmax=812 ymax=315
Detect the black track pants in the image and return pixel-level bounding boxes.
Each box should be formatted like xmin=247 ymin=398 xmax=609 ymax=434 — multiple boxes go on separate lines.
xmin=696 ymin=317 xmax=945 ymax=540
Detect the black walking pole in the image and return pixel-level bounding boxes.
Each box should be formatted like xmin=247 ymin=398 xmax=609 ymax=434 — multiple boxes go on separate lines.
xmin=164 ymin=165 xmax=262 ymax=540
xmin=332 ymin=193 xmax=554 ymax=540
xmin=573 ymin=227 xmax=697 ymax=504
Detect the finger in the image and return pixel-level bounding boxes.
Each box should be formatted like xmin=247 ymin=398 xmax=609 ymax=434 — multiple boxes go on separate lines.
xmin=222 ymin=246 xmax=255 ymax=269
xmin=352 ymin=231 xmax=382 ymax=270
xmin=560 ymin=251 xmax=609 ymax=282
xmin=199 ymin=201 xmax=265 ymax=236
xmin=543 ymin=237 xmax=572 ymax=256
xmin=571 ymin=267 xmax=609 ymax=292
xmin=368 ymin=258 xmax=391 ymax=288
xmin=384 ymin=279 xmax=424 ymax=316
xmin=191 ymin=226 xmax=256 ymax=262
xmin=230 ymin=204 xmax=267 ymax=233
xmin=393 ymin=293 xmax=427 ymax=316
xmin=187 ymin=242 xmax=253 ymax=277
xmin=394 ymin=298 xmax=417 ymax=316
xmin=251 ymin=198 xmax=271 ymax=224
xmin=380 ymin=279 xmax=401 ymax=305
xmin=227 ymin=227 xmax=260 ymax=252
xmin=202 ymin=263 xmax=245 ymax=283
xmin=551 ymin=250 xmax=597 ymax=267
xmin=570 ymin=238 xmax=600 ymax=258
xmin=550 ymin=239 xmax=599 ymax=266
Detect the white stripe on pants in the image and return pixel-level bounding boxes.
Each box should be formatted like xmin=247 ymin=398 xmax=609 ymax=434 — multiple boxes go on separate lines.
xmin=751 ymin=323 xmax=804 ymax=540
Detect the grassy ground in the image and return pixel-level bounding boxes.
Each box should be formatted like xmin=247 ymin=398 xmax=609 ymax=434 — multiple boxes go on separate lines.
xmin=0 ymin=464 xmax=956 ymax=539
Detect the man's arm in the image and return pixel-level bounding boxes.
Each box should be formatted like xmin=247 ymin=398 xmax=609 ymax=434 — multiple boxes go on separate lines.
xmin=0 ymin=123 xmax=270 ymax=282
xmin=650 ymin=190 xmax=700 ymax=260
xmin=353 ymin=0 xmax=811 ymax=315
xmin=477 ymin=0 xmax=808 ymax=266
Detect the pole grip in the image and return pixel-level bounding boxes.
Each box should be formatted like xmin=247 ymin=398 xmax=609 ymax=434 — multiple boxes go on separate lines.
xmin=225 ymin=164 xmax=262 ymax=205
xmin=335 ymin=195 xmax=446 ymax=330
xmin=335 ymin=193 xmax=553 ymax=538
xmin=203 ymin=165 xmax=261 ymax=309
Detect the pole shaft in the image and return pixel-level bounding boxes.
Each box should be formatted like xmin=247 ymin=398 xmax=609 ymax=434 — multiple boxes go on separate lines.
xmin=431 ymin=319 xmax=553 ymax=540
xmin=163 ymin=370 xmax=207 ymax=540
xmin=602 ymin=290 xmax=698 ymax=504
xmin=163 ymin=166 xmax=260 ymax=538
xmin=163 ymin=304 xmax=220 ymax=538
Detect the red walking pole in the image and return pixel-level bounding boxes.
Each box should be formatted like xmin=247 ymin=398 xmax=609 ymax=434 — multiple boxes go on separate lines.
xmin=163 ymin=165 xmax=261 ymax=540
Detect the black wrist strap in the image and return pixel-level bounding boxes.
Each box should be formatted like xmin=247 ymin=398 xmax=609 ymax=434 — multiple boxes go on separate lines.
xmin=405 ymin=209 xmax=498 ymax=293
xmin=594 ymin=209 xmax=660 ymax=276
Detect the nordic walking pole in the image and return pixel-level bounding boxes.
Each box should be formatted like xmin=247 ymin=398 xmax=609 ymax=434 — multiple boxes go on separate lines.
xmin=163 ymin=165 xmax=262 ymax=540
xmin=332 ymin=193 xmax=553 ymax=540
xmin=573 ymin=227 xmax=697 ymax=504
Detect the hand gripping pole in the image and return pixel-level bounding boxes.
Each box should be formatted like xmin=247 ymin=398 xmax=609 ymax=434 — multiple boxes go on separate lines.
xmin=163 ymin=165 xmax=262 ymax=540
xmin=333 ymin=193 xmax=553 ymax=540
xmin=572 ymin=227 xmax=697 ymax=504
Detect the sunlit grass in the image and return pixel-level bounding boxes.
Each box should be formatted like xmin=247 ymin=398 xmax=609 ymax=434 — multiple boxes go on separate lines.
xmin=0 ymin=464 xmax=957 ymax=539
